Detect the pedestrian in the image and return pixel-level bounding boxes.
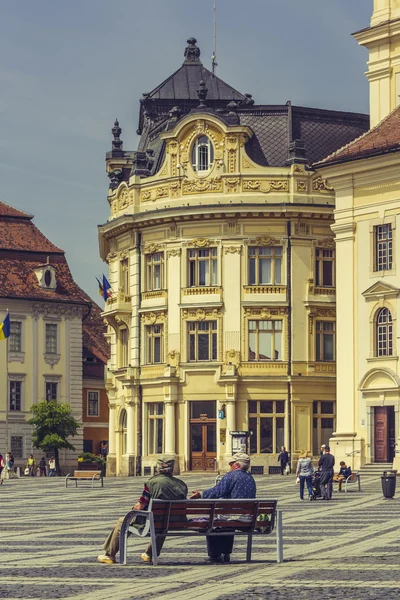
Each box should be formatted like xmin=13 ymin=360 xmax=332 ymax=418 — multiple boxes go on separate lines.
xmin=0 ymin=453 xmax=4 ymax=485
xmin=278 ymin=446 xmax=289 ymax=475
xmin=6 ymin=452 xmax=14 ymax=472
xmin=318 ymin=445 xmax=335 ymax=500
xmin=320 ymin=444 xmax=326 ymax=457
xmin=190 ymin=452 xmax=256 ymax=563
xmin=48 ymin=457 xmax=56 ymax=476
xmin=97 ymin=454 xmax=187 ymax=565
xmin=26 ymin=454 xmax=36 ymax=477
xmin=296 ymin=451 xmax=314 ymax=501
xmin=39 ymin=457 xmax=47 ymax=477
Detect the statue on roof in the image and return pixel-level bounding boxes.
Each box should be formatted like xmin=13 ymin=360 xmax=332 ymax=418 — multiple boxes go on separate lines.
xmin=184 ymin=37 xmax=201 ymax=63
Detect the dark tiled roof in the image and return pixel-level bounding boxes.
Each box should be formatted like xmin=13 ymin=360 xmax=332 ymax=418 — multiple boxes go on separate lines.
xmin=315 ymin=105 xmax=400 ymax=167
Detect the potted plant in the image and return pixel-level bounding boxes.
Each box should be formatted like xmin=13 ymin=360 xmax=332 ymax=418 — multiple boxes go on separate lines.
xmin=78 ymin=452 xmax=106 ymax=475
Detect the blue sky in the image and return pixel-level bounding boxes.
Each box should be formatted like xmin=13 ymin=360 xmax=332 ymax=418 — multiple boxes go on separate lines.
xmin=0 ymin=0 xmax=372 ymax=303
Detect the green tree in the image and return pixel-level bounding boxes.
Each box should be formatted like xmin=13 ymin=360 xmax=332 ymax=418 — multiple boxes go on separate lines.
xmin=28 ymin=401 xmax=80 ymax=475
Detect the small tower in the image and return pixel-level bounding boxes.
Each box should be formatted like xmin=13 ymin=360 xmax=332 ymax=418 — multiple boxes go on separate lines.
xmin=355 ymin=0 xmax=400 ymax=127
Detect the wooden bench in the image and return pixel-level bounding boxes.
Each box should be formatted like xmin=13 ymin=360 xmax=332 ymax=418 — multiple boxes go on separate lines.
xmin=119 ymin=498 xmax=282 ymax=566
xmin=65 ymin=470 xmax=103 ymax=488
xmin=334 ymin=472 xmax=361 ymax=493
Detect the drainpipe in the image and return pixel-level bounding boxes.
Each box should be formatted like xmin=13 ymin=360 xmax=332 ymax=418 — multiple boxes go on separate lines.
xmin=286 ymin=221 xmax=292 ymax=467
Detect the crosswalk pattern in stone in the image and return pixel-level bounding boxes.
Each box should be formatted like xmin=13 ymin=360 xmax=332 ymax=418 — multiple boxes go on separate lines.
xmin=1 ymin=472 xmax=400 ymax=599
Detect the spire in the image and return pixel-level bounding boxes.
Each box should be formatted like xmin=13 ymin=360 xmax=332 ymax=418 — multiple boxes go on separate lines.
xmin=197 ymin=80 xmax=208 ymax=107
xmin=111 ymin=119 xmax=123 ymax=151
xmin=183 ymin=37 xmax=202 ymax=65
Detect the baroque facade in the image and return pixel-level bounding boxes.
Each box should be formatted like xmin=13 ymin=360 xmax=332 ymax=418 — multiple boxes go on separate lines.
xmin=315 ymin=0 xmax=400 ymax=470
xmin=0 ymin=201 xmax=109 ymax=469
xmin=99 ymin=38 xmax=369 ymax=476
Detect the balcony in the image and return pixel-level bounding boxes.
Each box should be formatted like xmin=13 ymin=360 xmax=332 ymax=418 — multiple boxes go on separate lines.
xmin=244 ymin=285 xmax=286 ymax=295
xmin=238 ymin=361 xmax=288 ymax=376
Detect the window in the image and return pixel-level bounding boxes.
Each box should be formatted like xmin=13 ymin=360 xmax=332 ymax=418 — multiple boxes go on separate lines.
xmin=192 ymin=136 xmax=214 ymax=172
xmin=146 ymin=325 xmax=164 ymax=364
xmin=376 ymin=308 xmax=393 ymax=357
xmin=248 ymin=400 xmax=285 ymax=454
xmin=120 ymin=258 xmax=130 ymax=295
xmin=374 ymin=224 xmax=393 ymax=271
xmin=9 ymin=381 xmax=21 ymax=411
xmin=248 ymin=320 xmax=282 ymax=361
xmin=188 ymin=248 xmax=218 ymax=287
xmin=316 ymin=321 xmax=335 ymax=361
xmin=248 ymin=247 xmax=282 ymax=285
xmin=87 ymin=391 xmax=99 ymax=416
xmin=313 ymin=400 xmax=335 ymax=455
xmin=315 ymin=248 xmax=334 ymax=287
xmin=148 ymin=402 xmax=164 ymax=454
xmin=11 ymin=436 xmax=23 ymax=459
xmin=120 ymin=328 xmax=129 ymax=367
xmin=9 ymin=321 xmax=22 ymax=352
xmin=188 ymin=320 xmax=218 ymax=362
xmin=45 ymin=382 xmax=58 ymax=401
xmin=146 ymin=252 xmax=164 ymax=291
xmin=45 ymin=324 xmax=58 ymax=354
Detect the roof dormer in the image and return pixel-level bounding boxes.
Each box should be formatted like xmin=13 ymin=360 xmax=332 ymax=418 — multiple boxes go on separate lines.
xmin=34 ymin=260 xmax=57 ymax=291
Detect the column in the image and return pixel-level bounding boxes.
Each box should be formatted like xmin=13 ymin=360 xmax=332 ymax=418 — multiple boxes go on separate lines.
xmin=108 ymin=405 xmax=116 ymax=455
xmin=164 ymin=402 xmax=176 ymax=454
xmin=226 ymin=401 xmax=236 ymax=438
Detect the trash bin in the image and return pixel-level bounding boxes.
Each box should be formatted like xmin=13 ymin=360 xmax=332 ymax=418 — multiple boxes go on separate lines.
xmin=381 ymin=470 xmax=397 ymax=498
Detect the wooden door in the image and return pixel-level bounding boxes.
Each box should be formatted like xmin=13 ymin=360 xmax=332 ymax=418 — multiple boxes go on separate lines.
xmin=190 ymin=423 xmax=216 ymax=470
xmin=374 ymin=407 xmax=388 ymax=463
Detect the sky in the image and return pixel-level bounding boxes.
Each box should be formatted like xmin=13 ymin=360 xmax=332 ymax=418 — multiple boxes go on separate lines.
xmin=0 ymin=0 xmax=372 ymax=303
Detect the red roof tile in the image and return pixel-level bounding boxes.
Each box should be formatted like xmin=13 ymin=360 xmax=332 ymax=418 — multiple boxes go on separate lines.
xmin=316 ymin=106 xmax=400 ymax=167
xmin=0 ymin=218 xmax=63 ymax=253
xmin=0 ymin=200 xmax=33 ymax=219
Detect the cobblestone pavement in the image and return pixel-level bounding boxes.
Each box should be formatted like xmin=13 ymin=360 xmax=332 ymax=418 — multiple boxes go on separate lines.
xmin=1 ymin=472 xmax=400 ymax=599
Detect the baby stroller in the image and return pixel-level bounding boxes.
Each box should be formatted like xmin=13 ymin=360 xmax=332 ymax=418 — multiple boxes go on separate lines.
xmin=310 ymin=470 xmax=322 ymax=500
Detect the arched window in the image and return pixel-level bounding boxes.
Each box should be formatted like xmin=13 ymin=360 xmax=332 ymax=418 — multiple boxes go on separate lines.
xmin=192 ymin=136 xmax=214 ymax=172
xmin=376 ymin=308 xmax=393 ymax=356
xmin=120 ymin=410 xmax=127 ymax=455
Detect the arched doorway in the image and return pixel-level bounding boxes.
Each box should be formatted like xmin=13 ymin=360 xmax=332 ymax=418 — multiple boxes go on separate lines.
xmin=117 ymin=409 xmax=127 ymax=475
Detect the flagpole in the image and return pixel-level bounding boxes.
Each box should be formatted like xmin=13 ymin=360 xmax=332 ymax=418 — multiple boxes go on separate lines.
xmin=5 ymin=332 xmax=8 ymax=457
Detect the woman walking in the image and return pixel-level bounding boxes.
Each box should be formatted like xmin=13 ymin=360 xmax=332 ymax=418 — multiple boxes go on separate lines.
xmin=296 ymin=451 xmax=314 ymax=501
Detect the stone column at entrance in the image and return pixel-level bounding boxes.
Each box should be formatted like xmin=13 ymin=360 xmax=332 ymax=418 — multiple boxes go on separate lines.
xmin=107 ymin=404 xmax=117 ymax=476
xmin=164 ymin=401 xmax=176 ymax=454
xmin=126 ymin=403 xmax=135 ymax=455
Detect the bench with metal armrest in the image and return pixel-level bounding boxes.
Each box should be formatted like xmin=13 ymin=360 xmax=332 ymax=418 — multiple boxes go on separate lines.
xmin=65 ymin=470 xmax=103 ymax=488
xmin=119 ymin=498 xmax=283 ymax=566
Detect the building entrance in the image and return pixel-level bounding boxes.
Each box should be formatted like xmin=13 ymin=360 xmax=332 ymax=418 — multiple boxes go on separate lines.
xmin=374 ymin=406 xmax=395 ymax=463
xmin=190 ymin=401 xmax=216 ymax=471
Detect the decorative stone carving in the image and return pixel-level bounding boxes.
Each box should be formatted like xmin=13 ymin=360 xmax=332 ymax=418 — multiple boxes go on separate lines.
xmin=142 ymin=311 xmax=166 ymax=325
xmin=244 ymin=307 xmax=287 ymax=318
xmin=194 ymin=120 xmax=207 ymax=135
xmin=297 ymin=181 xmax=307 ymax=192
xmin=167 ymin=350 xmax=180 ymax=367
xmin=170 ymin=181 xmax=180 ymax=197
xmin=183 ymin=178 xmax=223 ymax=195
xmin=196 ymin=309 xmax=206 ymax=321
xmin=242 ymin=180 xmax=288 ymax=193
xmin=243 ymin=180 xmax=261 ymax=191
xmin=8 ymin=352 xmax=25 ymax=364
xmin=224 ymin=246 xmax=242 ymax=254
xmin=32 ymin=304 xmax=84 ymax=320
xmin=242 ymin=157 xmax=252 ymax=169
xmin=316 ymin=239 xmax=335 ymax=248
xmin=270 ymin=180 xmax=289 ymax=191
xmin=167 ymin=248 xmax=181 ymax=257
xmin=159 ymin=163 xmax=168 ymax=177
xmin=155 ymin=186 xmax=169 ymax=199
xmin=225 ymin=177 xmax=239 ymax=192
xmin=44 ymin=353 xmax=61 ymax=368
xmin=255 ymin=237 xmax=278 ymax=246
xmin=141 ymin=190 xmax=152 ymax=202
xmin=224 ymin=349 xmax=241 ymax=366
xmin=313 ymin=176 xmax=333 ymax=192
xmin=144 ymin=243 xmax=163 ymax=254
xmin=119 ymin=188 xmax=130 ymax=209
xmin=182 ymin=307 xmax=221 ymax=320
xmin=188 ymin=238 xmax=211 ymax=248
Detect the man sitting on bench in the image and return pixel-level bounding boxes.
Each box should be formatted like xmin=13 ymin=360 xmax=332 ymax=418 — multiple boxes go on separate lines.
xmin=97 ymin=455 xmax=187 ymax=564
xmin=190 ymin=452 xmax=256 ymax=563
xmin=333 ymin=461 xmax=352 ymax=492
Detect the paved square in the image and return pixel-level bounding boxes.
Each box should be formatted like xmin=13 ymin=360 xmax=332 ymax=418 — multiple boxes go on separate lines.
xmin=1 ymin=473 xmax=400 ymax=599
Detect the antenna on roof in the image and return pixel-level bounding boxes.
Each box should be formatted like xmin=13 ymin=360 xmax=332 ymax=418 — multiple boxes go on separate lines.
xmin=211 ymin=0 xmax=218 ymax=75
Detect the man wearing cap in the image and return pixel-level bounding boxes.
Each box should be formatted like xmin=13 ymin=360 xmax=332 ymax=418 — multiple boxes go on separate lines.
xmin=318 ymin=445 xmax=335 ymax=500
xmin=97 ymin=455 xmax=187 ymax=564
xmin=190 ymin=452 xmax=256 ymax=563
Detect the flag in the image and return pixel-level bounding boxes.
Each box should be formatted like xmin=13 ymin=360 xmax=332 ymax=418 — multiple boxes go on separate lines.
xmin=0 ymin=313 xmax=10 ymax=340
xmin=96 ymin=277 xmax=104 ymax=298
xmin=102 ymin=275 xmax=112 ymax=300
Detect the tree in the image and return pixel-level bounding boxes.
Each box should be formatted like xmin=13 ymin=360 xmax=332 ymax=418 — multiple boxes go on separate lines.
xmin=28 ymin=401 xmax=80 ymax=475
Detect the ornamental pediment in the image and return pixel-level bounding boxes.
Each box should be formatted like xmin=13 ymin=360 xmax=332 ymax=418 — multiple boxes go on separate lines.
xmin=362 ymin=281 xmax=400 ymax=301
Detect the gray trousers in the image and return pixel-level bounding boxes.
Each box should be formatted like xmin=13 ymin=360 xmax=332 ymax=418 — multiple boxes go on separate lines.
xmin=103 ymin=516 xmax=165 ymax=558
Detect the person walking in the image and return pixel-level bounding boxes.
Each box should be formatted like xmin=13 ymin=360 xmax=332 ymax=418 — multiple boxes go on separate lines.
xmin=39 ymin=457 xmax=47 ymax=477
xmin=0 ymin=454 xmax=4 ymax=485
xmin=278 ymin=446 xmax=289 ymax=475
xmin=6 ymin=453 xmax=14 ymax=473
xmin=48 ymin=457 xmax=56 ymax=476
xmin=318 ymin=445 xmax=335 ymax=500
xmin=97 ymin=455 xmax=187 ymax=565
xmin=296 ymin=451 xmax=314 ymax=501
xmin=190 ymin=452 xmax=256 ymax=563
xmin=26 ymin=454 xmax=36 ymax=477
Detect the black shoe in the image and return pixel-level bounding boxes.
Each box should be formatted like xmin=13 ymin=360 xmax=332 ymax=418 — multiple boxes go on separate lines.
xmin=208 ymin=555 xmax=222 ymax=563
xmin=223 ymin=554 xmax=231 ymax=563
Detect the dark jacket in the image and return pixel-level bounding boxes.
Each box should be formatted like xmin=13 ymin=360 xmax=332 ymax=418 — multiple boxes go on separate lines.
xmin=278 ymin=451 xmax=289 ymax=465
xmin=318 ymin=453 xmax=335 ymax=472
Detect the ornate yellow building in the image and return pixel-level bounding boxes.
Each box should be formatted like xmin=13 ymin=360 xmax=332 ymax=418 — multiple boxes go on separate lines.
xmin=316 ymin=0 xmax=400 ymax=470
xmin=99 ymin=39 xmax=369 ymax=476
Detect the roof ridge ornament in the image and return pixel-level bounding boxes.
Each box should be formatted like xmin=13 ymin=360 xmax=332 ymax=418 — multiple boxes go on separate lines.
xmin=183 ymin=37 xmax=202 ymax=65
xmin=111 ymin=119 xmax=123 ymax=151
xmin=197 ymin=80 xmax=208 ymax=108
